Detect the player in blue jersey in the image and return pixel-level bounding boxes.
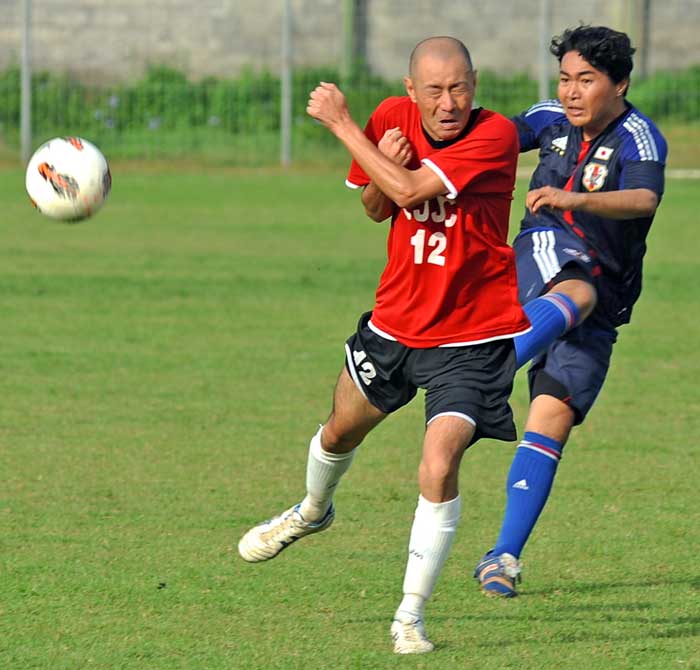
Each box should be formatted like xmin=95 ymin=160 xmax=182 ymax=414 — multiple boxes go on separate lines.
xmin=473 ymin=25 xmax=668 ymax=596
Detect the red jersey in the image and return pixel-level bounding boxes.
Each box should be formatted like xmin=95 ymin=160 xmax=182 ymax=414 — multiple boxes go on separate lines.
xmin=346 ymin=96 xmax=529 ymax=348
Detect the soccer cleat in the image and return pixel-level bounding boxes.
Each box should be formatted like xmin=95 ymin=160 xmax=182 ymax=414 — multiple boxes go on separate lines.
xmin=390 ymin=616 xmax=435 ymax=654
xmin=238 ymin=503 xmax=334 ymax=562
xmin=474 ymin=551 xmax=522 ymax=598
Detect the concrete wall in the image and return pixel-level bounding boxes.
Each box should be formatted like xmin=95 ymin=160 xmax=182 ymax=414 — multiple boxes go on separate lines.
xmin=0 ymin=0 xmax=698 ymax=83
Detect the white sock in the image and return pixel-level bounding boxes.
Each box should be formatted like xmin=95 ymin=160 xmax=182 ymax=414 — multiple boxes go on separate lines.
xmin=396 ymin=494 xmax=462 ymax=621
xmin=299 ymin=425 xmax=355 ymax=522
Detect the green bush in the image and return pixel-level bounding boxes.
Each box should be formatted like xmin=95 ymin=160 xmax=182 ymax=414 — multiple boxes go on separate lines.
xmin=0 ymin=64 xmax=697 ymax=162
xmin=629 ymin=66 xmax=700 ymax=122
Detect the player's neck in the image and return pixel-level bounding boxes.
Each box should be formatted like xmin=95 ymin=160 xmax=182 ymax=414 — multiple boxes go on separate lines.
xmin=582 ymin=100 xmax=629 ymax=142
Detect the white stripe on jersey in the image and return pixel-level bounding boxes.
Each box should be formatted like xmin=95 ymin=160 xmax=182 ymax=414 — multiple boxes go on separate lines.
xmin=532 ymin=230 xmax=560 ymax=283
xmin=525 ymin=99 xmax=564 ymax=117
xmin=421 ymin=158 xmax=458 ymax=200
xmin=622 ymin=113 xmax=659 ymax=161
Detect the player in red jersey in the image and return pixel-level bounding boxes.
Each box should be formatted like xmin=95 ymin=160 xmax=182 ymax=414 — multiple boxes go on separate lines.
xmin=345 ymin=94 xmax=527 ymax=347
xmin=238 ymin=37 xmax=529 ymax=654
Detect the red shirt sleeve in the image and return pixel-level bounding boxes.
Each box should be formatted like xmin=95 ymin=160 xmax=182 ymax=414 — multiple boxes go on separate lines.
xmin=345 ymin=97 xmax=405 ymax=189
xmin=421 ymin=112 xmax=519 ymax=199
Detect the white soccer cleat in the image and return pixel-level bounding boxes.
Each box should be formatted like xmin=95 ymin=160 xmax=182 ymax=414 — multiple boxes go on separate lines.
xmin=238 ymin=503 xmax=335 ymax=562
xmin=390 ymin=616 xmax=435 ymax=654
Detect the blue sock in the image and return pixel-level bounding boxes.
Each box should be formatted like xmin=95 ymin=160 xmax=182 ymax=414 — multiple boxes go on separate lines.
xmin=514 ymin=293 xmax=580 ymax=368
xmin=492 ymin=432 xmax=563 ymax=558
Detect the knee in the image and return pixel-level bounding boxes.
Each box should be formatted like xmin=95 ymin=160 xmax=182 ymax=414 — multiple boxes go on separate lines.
xmin=321 ymin=422 xmax=362 ymax=453
xmin=553 ymin=279 xmax=597 ymax=320
xmin=419 ymin=456 xmax=457 ymax=492
xmin=578 ymin=281 xmax=597 ymax=317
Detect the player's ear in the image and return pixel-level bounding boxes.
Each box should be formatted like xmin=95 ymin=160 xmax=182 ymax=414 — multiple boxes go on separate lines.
xmin=617 ymin=78 xmax=629 ymax=97
xmin=471 ymin=69 xmax=478 ymax=92
xmin=404 ymin=76 xmax=417 ymax=102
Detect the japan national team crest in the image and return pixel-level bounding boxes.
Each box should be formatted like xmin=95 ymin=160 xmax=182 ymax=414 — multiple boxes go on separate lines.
xmin=582 ymin=162 xmax=608 ymax=192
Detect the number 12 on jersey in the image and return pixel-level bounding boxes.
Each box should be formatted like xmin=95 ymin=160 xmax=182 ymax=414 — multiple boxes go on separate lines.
xmin=410 ymin=229 xmax=447 ymax=266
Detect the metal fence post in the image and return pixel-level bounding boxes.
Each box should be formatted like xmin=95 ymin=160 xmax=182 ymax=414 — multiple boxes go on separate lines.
xmin=538 ymin=0 xmax=551 ymax=102
xmin=280 ymin=0 xmax=292 ymax=167
xmin=21 ymin=0 xmax=33 ymax=164
xmin=340 ymin=0 xmax=355 ymax=86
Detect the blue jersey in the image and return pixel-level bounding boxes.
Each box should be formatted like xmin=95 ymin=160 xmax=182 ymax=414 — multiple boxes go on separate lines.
xmin=513 ymin=99 xmax=667 ymax=327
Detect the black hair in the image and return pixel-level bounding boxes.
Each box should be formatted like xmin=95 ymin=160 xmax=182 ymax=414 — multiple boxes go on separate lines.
xmin=550 ymin=25 xmax=635 ymax=84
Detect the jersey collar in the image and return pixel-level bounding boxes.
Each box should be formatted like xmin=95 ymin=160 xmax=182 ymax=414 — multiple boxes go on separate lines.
xmin=422 ymin=107 xmax=482 ymax=149
xmin=580 ymin=101 xmax=633 ymax=143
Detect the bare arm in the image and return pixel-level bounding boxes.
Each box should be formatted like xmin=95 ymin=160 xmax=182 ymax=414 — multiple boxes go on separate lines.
xmin=307 ymin=82 xmax=446 ymax=209
xmin=526 ymin=186 xmax=659 ymax=220
xmin=362 ymin=182 xmax=394 ymax=222
xmin=362 ymin=127 xmax=415 ymax=222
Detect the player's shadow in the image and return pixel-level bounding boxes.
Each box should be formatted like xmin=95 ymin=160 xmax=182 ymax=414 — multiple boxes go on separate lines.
xmin=459 ymin=613 xmax=700 ymax=649
xmin=522 ymin=573 xmax=700 ymax=596
xmin=352 ymin=575 xmax=700 ymax=652
xmin=433 ymin=575 xmax=700 ymax=650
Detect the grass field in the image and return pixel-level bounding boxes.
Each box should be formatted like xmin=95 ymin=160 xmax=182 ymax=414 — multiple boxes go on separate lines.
xmin=0 ymin=166 xmax=698 ymax=669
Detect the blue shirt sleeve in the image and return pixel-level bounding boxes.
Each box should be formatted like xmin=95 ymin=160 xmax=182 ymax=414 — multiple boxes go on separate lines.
xmin=512 ymin=99 xmax=567 ymax=152
xmin=620 ymin=161 xmax=665 ymax=195
xmin=617 ymin=112 xmax=668 ymax=195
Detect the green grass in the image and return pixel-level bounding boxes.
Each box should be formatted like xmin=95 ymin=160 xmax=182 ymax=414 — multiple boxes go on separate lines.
xmin=0 ymin=167 xmax=698 ymax=669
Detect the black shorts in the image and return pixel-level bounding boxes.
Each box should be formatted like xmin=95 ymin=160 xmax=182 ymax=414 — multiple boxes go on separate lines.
xmin=344 ymin=312 xmax=518 ymax=444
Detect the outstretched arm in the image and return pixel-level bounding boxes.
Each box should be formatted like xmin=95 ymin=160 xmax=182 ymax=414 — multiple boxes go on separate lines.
xmin=526 ymin=186 xmax=659 ymax=220
xmin=307 ymin=82 xmax=445 ymax=209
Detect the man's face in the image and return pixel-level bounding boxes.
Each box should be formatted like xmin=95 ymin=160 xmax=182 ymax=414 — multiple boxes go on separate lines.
xmin=558 ymin=50 xmax=627 ymax=139
xmin=405 ymin=54 xmax=476 ymax=142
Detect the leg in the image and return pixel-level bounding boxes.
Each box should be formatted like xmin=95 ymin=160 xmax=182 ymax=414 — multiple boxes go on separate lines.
xmin=512 ymin=229 xmax=599 ymax=369
xmin=493 ymin=395 xmax=574 ymax=555
xmin=418 ymin=414 xmax=474 ymax=502
xmin=476 ymin=326 xmax=615 ymax=596
xmin=514 ymin=278 xmax=596 ymax=368
xmin=523 ymin=393 xmax=576 ymax=443
xmin=551 ymin=278 xmax=598 ymax=321
xmin=322 ymin=366 xmax=387 ymax=453
xmin=239 ymin=366 xmax=386 ymax=562
xmin=299 ymin=367 xmax=386 ymax=520
xmin=474 ymin=396 xmax=572 ymax=597
xmin=392 ymin=416 xmax=474 ymax=654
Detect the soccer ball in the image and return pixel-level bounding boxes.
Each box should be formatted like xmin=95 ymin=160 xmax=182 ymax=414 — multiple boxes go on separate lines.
xmin=25 ymin=137 xmax=111 ymax=222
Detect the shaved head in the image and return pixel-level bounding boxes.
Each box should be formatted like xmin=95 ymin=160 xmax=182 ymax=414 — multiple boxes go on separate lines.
xmin=409 ymin=36 xmax=473 ymax=77
xmin=404 ymin=36 xmax=477 ymax=142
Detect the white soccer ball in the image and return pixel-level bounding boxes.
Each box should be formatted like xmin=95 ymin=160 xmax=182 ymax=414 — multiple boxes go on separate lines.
xmin=25 ymin=137 xmax=112 ymax=222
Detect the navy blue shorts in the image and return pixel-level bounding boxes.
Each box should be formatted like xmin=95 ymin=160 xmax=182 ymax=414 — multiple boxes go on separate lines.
xmin=527 ymin=323 xmax=617 ymax=424
xmin=514 ymin=227 xmax=597 ymax=305
xmin=515 ymin=228 xmax=617 ymax=424
xmin=344 ymin=312 xmax=518 ymax=443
